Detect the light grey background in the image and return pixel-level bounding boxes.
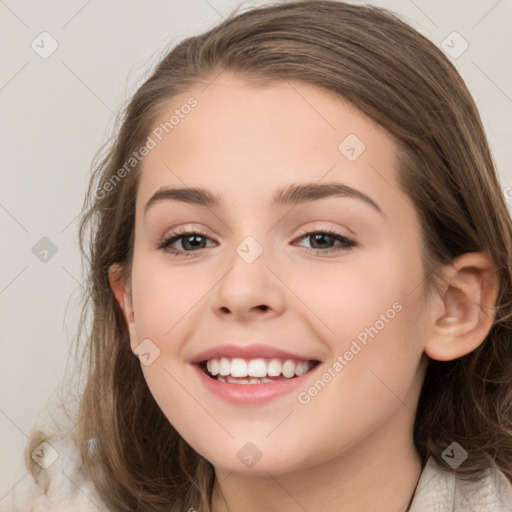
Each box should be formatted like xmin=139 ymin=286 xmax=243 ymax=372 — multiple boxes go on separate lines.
xmin=1 ymin=0 xmax=511 ymax=501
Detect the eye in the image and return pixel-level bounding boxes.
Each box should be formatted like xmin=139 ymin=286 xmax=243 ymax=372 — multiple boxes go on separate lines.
xmin=292 ymin=229 xmax=356 ymax=255
xmin=156 ymin=228 xmax=356 ymax=258
xmin=156 ymin=229 xmax=216 ymax=257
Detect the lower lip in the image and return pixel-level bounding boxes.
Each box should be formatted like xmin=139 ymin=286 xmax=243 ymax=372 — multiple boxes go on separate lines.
xmin=192 ymin=363 xmax=320 ymax=404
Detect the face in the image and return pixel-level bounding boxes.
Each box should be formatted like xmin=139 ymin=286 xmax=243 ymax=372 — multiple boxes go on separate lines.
xmin=122 ymin=75 xmax=431 ymax=475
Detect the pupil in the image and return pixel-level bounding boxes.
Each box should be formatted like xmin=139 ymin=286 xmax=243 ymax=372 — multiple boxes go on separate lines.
xmin=184 ymin=235 xmax=204 ymax=250
xmin=312 ymin=233 xmax=333 ymax=248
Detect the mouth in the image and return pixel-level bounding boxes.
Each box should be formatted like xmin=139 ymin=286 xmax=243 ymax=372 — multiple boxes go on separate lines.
xmin=197 ymin=357 xmax=321 ymax=385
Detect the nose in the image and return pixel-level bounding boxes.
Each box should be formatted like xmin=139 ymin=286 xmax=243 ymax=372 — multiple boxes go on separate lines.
xmin=211 ymin=240 xmax=286 ymax=322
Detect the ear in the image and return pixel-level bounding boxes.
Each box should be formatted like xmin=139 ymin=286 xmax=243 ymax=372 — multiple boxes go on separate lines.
xmin=108 ymin=263 xmax=137 ymax=351
xmin=424 ymin=252 xmax=499 ymax=361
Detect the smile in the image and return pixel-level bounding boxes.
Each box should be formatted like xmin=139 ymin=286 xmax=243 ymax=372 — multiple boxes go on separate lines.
xmin=189 ymin=343 xmax=322 ymax=403
xmin=201 ymin=357 xmax=319 ymax=384
xmin=192 ymin=357 xmax=322 ymax=404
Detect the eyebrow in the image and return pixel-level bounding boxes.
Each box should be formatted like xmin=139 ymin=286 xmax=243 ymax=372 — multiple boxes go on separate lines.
xmin=143 ymin=182 xmax=383 ymax=216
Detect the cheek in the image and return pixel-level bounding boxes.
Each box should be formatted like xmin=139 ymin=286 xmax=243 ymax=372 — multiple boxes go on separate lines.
xmin=129 ymin=252 xmax=211 ymax=418
xmin=284 ymin=247 xmax=420 ymax=345
xmin=290 ymin=285 xmax=426 ymax=470
xmin=286 ymin=243 xmax=427 ymax=395
xmin=130 ymin=252 xmax=205 ymax=348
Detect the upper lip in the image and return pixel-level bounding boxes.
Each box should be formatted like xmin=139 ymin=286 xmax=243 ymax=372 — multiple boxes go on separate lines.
xmin=189 ymin=343 xmax=321 ymax=364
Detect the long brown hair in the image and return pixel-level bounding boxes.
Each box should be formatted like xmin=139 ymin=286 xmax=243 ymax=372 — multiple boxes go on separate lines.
xmin=25 ymin=1 xmax=512 ymax=510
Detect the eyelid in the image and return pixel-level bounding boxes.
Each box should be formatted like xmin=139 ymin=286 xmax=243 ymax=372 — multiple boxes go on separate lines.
xmin=156 ymin=222 xmax=353 ymax=244
xmin=294 ymin=222 xmax=354 ymax=239
xmin=159 ymin=223 xmax=216 ymax=240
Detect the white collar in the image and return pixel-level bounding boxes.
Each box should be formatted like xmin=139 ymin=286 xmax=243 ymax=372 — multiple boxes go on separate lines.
xmin=409 ymin=455 xmax=512 ymax=511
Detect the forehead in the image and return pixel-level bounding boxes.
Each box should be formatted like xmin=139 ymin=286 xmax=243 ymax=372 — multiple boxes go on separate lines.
xmin=136 ymin=75 xmax=400 ymax=213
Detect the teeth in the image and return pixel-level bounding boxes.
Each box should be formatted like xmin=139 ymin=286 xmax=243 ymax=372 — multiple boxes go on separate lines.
xmin=295 ymin=362 xmax=310 ymax=377
xmin=209 ymin=359 xmax=219 ymax=375
xmin=231 ymin=358 xmax=248 ymax=377
xmin=203 ymin=357 xmax=315 ymax=380
xmin=267 ymin=359 xmax=282 ymax=376
xmin=282 ymin=360 xmax=296 ymax=378
xmin=227 ymin=376 xmax=250 ymax=384
xmin=219 ymin=357 xmax=230 ymax=376
xmin=248 ymin=358 xmax=267 ymax=377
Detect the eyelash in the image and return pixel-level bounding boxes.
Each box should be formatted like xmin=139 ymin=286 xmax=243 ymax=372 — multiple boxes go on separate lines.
xmin=156 ymin=228 xmax=356 ymax=258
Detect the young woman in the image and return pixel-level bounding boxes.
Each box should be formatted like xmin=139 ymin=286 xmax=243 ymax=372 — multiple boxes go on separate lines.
xmin=13 ymin=1 xmax=512 ymax=510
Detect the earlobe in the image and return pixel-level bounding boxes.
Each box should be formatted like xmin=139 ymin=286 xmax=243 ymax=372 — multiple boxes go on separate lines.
xmin=424 ymin=252 xmax=499 ymax=362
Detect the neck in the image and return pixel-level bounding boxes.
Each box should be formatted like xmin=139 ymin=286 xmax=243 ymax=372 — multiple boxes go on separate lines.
xmin=211 ymin=406 xmax=424 ymax=512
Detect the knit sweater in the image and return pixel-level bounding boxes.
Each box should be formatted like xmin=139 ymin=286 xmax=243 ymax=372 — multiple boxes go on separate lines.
xmin=4 ymin=436 xmax=512 ymax=511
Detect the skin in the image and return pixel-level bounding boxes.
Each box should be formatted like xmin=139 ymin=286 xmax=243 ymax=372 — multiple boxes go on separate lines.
xmin=110 ymin=74 xmax=498 ymax=511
